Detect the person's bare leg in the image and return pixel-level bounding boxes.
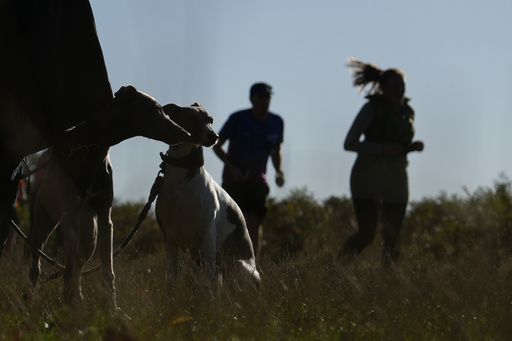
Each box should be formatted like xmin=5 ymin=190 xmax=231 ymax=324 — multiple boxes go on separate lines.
xmin=245 ymin=212 xmax=263 ymax=258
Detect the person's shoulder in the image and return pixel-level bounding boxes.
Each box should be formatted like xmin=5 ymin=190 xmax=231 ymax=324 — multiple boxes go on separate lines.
xmin=361 ymin=101 xmax=375 ymax=111
xmin=363 ymin=95 xmax=383 ymax=114
xmin=365 ymin=94 xmax=384 ymax=104
xmin=268 ymin=112 xmax=284 ymax=123
xmin=267 ymin=112 xmax=284 ymax=132
xmin=227 ymin=109 xmax=251 ymax=122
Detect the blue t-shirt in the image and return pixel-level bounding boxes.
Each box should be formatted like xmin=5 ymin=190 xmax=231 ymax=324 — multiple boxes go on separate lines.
xmin=219 ymin=109 xmax=284 ymax=185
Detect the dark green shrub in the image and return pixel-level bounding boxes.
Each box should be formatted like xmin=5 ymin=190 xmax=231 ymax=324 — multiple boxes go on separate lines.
xmin=264 ymin=188 xmax=323 ymax=260
xmin=109 ymin=176 xmax=512 ymax=267
xmin=263 ymin=188 xmax=354 ymax=261
xmin=403 ymin=175 xmax=512 ymax=262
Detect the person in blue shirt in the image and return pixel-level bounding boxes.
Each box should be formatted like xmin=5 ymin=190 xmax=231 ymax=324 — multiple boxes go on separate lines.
xmin=213 ymin=82 xmax=285 ymax=256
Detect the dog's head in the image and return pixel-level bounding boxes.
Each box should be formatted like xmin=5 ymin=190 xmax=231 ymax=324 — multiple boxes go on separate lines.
xmin=162 ymin=103 xmax=218 ymax=148
xmin=107 ymin=85 xmax=191 ymax=146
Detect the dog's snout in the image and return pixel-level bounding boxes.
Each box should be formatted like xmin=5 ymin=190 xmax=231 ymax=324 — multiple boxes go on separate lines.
xmin=208 ymin=131 xmax=219 ymax=147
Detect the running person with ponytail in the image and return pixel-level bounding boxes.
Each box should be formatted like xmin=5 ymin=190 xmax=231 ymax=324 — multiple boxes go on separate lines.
xmin=340 ymin=59 xmax=424 ymax=267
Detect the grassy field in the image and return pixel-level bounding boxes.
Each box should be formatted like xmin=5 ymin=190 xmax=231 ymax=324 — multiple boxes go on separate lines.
xmin=1 ymin=179 xmax=512 ymax=340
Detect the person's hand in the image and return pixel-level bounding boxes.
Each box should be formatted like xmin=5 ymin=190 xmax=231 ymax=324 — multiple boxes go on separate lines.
xmin=410 ymin=140 xmax=424 ymax=152
xmin=382 ymin=143 xmax=404 ymax=156
xmin=275 ymin=171 xmax=285 ymax=187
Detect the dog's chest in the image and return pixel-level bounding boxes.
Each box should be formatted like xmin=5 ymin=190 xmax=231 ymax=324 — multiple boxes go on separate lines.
xmin=157 ymin=167 xmax=218 ymax=232
xmin=156 ymin=163 xmax=240 ymax=254
xmin=160 ymin=167 xmax=212 ymax=202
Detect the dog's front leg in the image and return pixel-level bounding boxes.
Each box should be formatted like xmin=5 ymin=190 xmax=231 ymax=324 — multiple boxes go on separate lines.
xmin=62 ymin=203 xmax=83 ymax=305
xmin=97 ymin=205 xmax=116 ymax=310
xmin=28 ymin=193 xmax=61 ymax=290
xmin=28 ymin=174 xmax=63 ymax=291
xmin=164 ymin=242 xmax=179 ymax=297
xmin=201 ymin=229 xmax=217 ymax=282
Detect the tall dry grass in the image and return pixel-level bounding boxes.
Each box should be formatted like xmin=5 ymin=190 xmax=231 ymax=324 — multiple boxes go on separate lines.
xmin=1 ymin=179 xmax=512 ymax=340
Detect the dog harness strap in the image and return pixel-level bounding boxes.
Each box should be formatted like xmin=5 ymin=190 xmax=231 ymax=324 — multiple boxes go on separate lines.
xmin=161 ymin=146 xmax=205 ymax=169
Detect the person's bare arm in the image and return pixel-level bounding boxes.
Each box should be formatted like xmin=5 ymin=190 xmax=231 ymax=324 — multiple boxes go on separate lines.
xmin=213 ymin=136 xmax=246 ymax=182
xmin=270 ymin=144 xmax=284 ymax=187
xmin=212 ymin=136 xmax=229 ymax=163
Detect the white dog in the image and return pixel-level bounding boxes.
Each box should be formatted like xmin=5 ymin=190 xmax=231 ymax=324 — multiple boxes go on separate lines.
xmin=155 ymin=103 xmax=261 ymax=293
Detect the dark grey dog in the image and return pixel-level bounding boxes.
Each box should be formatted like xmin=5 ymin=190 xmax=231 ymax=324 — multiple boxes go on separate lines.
xmin=29 ymin=85 xmax=191 ymax=308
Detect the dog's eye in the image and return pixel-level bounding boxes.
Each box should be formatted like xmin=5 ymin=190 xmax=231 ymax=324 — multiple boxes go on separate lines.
xmin=202 ymin=115 xmax=213 ymax=125
xmin=199 ymin=111 xmax=213 ymax=124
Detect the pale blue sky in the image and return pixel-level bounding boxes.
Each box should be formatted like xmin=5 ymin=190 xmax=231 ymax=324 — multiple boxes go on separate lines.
xmin=90 ymin=0 xmax=512 ymax=203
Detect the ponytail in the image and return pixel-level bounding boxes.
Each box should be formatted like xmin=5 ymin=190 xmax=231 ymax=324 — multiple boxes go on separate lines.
xmin=347 ymin=58 xmax=404 ymax=94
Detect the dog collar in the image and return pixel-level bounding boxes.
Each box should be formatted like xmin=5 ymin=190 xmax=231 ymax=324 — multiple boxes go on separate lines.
xmin=161 ymin=146 xmax=205 ymax=169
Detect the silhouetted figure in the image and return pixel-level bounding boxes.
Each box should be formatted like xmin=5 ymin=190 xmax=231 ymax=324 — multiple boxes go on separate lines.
xmin=0 ymin=0 xmax=113 ymax=257
xmin=340 ymin=59 xmax=424 ymax=267
xmin=213 ymin=83 xmax=285 ymax=257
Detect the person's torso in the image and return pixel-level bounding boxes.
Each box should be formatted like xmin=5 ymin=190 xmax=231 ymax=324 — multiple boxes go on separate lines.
xmin=364 ymin=95 xmax=415 ymax=147
xmin=222 ymin=109 xmax=283 ymax=184
xmin=358 ymin=95 xmax=415 ymax=170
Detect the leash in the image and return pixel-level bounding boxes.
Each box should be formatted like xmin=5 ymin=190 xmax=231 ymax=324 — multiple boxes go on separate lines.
xmin=10 ymin=220 xmax=65 ymax=270
xmin=13 ymin=170 xmax=165 ymax=281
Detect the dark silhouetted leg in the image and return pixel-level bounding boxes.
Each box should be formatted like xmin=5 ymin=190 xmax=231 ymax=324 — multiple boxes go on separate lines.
xmin=381 ymin=202 xmax=407 ymax=268
xmin=341 ymin=198 xmax=379 ymax=260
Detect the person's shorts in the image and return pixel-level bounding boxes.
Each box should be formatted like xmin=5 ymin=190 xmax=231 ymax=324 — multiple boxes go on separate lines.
xmin=222 ymin=183 xmax=270 ymax=223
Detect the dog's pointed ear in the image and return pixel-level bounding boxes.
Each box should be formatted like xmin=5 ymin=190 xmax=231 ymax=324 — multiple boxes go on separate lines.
xmin=162 ymin=103 xmax=180 ymax=118
xmin=191 ymin=102 xmax=201 ymax=107
xmin=114 ymin=85 xmax=136 ymax=98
